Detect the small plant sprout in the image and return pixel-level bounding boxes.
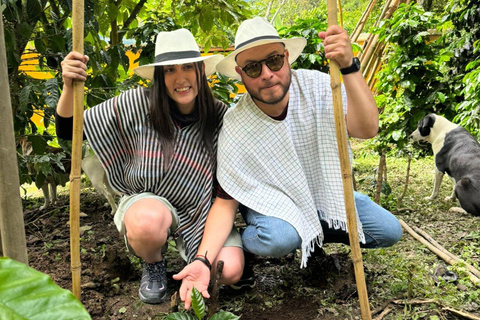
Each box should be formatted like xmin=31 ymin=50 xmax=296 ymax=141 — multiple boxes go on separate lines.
xmin=166 ymin=287 xmax=239 ymax=320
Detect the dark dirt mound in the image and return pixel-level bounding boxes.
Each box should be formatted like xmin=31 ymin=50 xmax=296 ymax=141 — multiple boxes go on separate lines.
xmin=23 ymin=192 xmax=363 ymax=319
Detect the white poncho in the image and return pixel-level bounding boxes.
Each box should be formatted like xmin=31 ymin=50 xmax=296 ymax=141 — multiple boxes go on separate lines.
xmin=218 ymin=69 xmax=365 ymax=267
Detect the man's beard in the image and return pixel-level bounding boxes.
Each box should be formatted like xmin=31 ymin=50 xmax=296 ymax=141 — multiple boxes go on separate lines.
xmin=245 ymin=68 xmax=291 ymax=106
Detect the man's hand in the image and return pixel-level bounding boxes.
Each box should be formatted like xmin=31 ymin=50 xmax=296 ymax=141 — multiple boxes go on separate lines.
xmin=61 ymin=51 xmax=89 ymax=89
xmin=318 ymin=25 xmax=354 ymax=69
xmin=172 ymin=260 xmax=211 ymax=310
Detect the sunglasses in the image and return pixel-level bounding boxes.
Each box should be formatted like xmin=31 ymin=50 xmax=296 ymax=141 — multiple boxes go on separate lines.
xmin=239 ymin=53 xmax=286 ymax=78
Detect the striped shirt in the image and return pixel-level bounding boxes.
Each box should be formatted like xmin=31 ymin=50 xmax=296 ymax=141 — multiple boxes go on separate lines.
xmin=83 ymin=87 xmax=227 ymax=262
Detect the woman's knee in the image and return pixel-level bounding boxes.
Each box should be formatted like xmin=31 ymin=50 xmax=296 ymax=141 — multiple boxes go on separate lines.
xmin=124 ymin=199 xmax=172 ymax=242
xmin=219 ymin=262 xmax=243 ymax=285
xmin=214 ymin=247 xmax=243 ymax=285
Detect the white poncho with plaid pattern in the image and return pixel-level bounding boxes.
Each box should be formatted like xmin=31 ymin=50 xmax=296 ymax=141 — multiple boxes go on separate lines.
xmin=218 ymin=69 xmax=365 ymax=267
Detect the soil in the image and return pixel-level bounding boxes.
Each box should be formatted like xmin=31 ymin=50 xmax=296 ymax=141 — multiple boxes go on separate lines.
xmin=20 ymin=188 xmax=480 ymax=320
xmin=22 ymin=192 xmax=362 ymax=320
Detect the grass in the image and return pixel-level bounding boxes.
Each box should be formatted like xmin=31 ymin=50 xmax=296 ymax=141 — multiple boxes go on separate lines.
xmin=347 ymin=140 xmax=480 ymax=318
xmin=20 ymin=140 xmax=480 ymax=319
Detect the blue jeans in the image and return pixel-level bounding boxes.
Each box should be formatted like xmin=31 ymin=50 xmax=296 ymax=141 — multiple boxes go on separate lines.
xmin=239 ymin=192 xmax=402 ymax=257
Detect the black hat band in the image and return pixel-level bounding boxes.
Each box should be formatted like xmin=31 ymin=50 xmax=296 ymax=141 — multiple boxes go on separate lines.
xmin=236 ymin=35 xmax=281 ymax=50
xmin=154 ymin=50 xmax=201 ymax=63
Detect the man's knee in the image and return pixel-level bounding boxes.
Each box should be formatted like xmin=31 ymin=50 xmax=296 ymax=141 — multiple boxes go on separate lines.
xmin=354 ymin=191 xmax=402 ymax=248
xmin=242 ymin=219 xmax=300 ymax=257
xmin=379 ymin=218 xmax=402 ymax=247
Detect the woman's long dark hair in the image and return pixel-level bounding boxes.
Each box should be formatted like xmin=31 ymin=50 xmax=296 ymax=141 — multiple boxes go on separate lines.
xmin=148 ymin=62 xmax=219 ymax=166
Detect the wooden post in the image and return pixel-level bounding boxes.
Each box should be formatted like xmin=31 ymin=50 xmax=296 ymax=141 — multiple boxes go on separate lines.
xmin=208 ymin=260 xmax=224 ymax=318
xmin=326 ymin=1 xmax=372 ymax=318
xmin=70 ymin=0 xmax=85 ymax=300
xmin=0 ymin=14 xmax=28 ymax=265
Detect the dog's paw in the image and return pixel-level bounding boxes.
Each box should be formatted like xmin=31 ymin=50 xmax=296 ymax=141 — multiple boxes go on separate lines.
xmin=444 ymin=195 xmax=456 ymax=202
xmin=424 ymin=195 xmax=437 ymax=201
xmin=448 ymin=207 xmax=467 ymax=214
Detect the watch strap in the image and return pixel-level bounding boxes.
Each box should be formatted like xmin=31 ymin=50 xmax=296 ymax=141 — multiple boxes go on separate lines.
xmin=340 ymin=57 xmax=361 ymax=75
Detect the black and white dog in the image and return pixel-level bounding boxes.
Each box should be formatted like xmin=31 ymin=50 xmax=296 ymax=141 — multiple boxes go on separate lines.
xmin=411 ymin=114 xmax=480 ymax=216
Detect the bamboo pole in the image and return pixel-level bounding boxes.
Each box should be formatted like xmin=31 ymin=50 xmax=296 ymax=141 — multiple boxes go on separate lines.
xmin=337 ymin=0 xmax=344 ymax=29
xmin=70 ymin=0 xmax=85 ymax=300
xmin=399 ymin=220 xmax=480 ymax=287
xmin=351 ymin=0 xmax=378 ymax=43
xmin=326 ymin=1 xmax=372 ymax=318
xmin=411 ymin=226 xmax=480 ymax=279
xmin=442 ymin=307 xmax=480 ymax=320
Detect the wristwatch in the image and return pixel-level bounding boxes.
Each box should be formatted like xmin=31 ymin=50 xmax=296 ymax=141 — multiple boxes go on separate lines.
xmin=340 ymin=57 xmax=361 ymax=75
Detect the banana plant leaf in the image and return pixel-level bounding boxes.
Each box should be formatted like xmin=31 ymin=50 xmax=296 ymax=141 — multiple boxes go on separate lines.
xmin=0 ymin=257 xmax=91 ymax=320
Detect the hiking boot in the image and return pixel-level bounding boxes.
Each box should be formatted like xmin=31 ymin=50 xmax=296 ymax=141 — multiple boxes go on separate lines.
xmin=138 ymin=260 xmax=167 ymax=304
xmin=230 ymin=251 xmax=256 ymax=290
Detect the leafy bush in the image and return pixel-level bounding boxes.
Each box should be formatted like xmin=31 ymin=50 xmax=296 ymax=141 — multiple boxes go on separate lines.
xmin=278 ymin=15 xmax=329 ymax=73
xmin=439 ymin=0 xmax=480 ymax=135
xmin=0 ymin=257 xmax=91 ymax=320
xmin=373 ymin=3 xmax=447 ymax=152
xmin=209 ymin=73 xmax=242 ymax=107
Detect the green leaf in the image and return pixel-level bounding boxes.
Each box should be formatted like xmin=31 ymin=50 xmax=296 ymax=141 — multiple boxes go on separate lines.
xmin=28 ymin=135 xmax=47 ymax=155
xmin=199 ymin=11 xmax=214 ymax=33
xmin=45 ymin=78 xmax=59 ymax=108
xmin=34 ymin=37 xmax=46 ymax=53
xmin=209 ymin=311 xmax=240 ymax=320
xmin=26 ymin=0 xmax=42 ymax=19
xmin=19 ymin=84 xmax=33 ymax=112
xmin=436 ymin=92 xmax=446 ymax=103
xmin=0 ymin=257 xmax=91 ymax=320
xmin=191 ymin=287 xmax=205 ymax=320
xmin=391 ymin=130 xmax=403 ymax=141
xmin=17 ymin=22 xmax=33 ymax=39
xmin=166 ymin=313 xmax=197 ymax=320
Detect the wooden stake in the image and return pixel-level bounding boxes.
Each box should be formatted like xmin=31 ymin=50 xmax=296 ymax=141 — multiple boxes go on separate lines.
xmin=208 ymin=260 xmax=224 ymax=318
xmin=326 ymin=1 xmax=372 ymax=318
xmin=399 ymin=220 xmax=480 ymax=287
xmin=396 ymin=153 xmax=411 ymax=209
xmin=351 ymin=0 xmax=378 ymax=43
xmin=442 ymin=307 xmax=480 ymax=320
xmin=374 ymin=149 xmax=386 ymax=204
xmin=411 ymin=225 xmax=480 ymax=279
xmin=70 ymin=0 xmax=85 ymax=300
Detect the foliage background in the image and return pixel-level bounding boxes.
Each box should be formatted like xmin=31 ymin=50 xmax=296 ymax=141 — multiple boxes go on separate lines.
xmin=3 ymin=0 xmax=480 ymax=318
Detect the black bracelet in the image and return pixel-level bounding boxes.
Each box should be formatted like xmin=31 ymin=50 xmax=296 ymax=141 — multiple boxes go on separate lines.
xmin=193 ymin=256 xmax=212 ymax=271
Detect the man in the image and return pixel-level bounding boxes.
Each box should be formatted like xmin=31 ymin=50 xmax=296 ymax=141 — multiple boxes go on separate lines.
xmin=174 ymin=17 xmax=402 ymax=306
xmin=217 ymin=16 xmax=402 ymax=264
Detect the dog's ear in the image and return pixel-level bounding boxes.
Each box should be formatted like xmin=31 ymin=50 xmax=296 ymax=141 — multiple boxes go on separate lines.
xmin=460 ymin=177 xmax=471 ymax=188
xmin=426 ymin=114 xmax=436 ymax=128
xmin=419 ymin=115 xmax=436 ymax=136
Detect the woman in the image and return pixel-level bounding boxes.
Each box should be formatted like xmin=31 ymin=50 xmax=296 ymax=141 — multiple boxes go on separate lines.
xmin=56 ymin=28 xmax=244 ymax=307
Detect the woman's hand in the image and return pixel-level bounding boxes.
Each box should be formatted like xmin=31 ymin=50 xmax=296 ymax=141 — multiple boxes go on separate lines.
xmin=172 ymin=260 xmax=211 ymax=310
xmin=61 ymin=51 xmax=89 ymax=89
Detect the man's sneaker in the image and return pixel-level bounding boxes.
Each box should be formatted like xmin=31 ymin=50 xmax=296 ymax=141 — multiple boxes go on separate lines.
xmin=138 ymin=260 xmax=167 ymax=304
xmin=230 ymin=251 xmax=256 ymax=290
